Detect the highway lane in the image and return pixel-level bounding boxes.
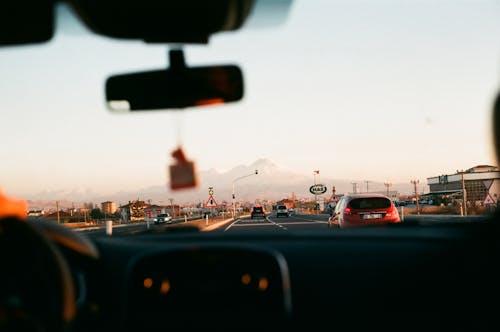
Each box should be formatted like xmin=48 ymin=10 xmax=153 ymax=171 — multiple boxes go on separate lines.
xmin=219 ymin=213 xmax=491 ymax=233
xmin=76 ymin=214 xmax=491 ymax=237
xmin=77 ymin=216 xmax=232 ymax=237
xmin=76 ymin=222 xmax=155 ymax=237
xmin=221 ymin=214 xmax=329 ymax=233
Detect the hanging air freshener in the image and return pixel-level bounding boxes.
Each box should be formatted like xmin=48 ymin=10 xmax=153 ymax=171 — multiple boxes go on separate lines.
xmin=169 ymin=146 xmax=198 ymax=190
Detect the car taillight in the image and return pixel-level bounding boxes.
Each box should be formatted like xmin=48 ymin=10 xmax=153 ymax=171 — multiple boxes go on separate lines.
xmin=386 ymin=206 xmax=398 ymax=218
xmin=344 ymin=207 xmax=352 ymax=215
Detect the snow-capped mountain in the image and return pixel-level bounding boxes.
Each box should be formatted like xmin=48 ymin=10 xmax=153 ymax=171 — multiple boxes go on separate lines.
xmin=25 ymin=159 xmax=415 ymax=207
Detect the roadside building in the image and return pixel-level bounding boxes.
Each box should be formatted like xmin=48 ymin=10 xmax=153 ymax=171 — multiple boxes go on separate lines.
xmin=119 ymin=200 xmax=150 ymax=221
xmin=101 ymin=201 xmax=117 ymax=216
xmin=426 ymin=165 xmax=500 ymax=207
xmin=27 ymin=210 xmax=44 ymax=218
xmin=275 ymin=199 xmax=294 ymax=209
xmin=42 ymin=210 xmax=73 ymax=223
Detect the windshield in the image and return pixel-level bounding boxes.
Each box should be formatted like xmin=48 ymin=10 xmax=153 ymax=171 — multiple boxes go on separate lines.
xmin=349 ymin=198 xmax=391 ymax=210
xmin=1 ymin=0 xmax=499 ymax=235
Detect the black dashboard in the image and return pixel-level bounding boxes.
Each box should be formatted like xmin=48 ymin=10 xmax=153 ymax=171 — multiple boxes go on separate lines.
xmin=58 ymin=217 xmax=500 ymax=332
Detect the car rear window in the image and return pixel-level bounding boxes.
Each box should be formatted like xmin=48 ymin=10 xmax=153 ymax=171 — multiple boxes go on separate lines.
xmin=348 ymin=198 xmax=391 ymax=209
xmin=278 ymin=206 xmax=286 ymax=209
xmin=253 ymin=207 xmax=263 ymax=212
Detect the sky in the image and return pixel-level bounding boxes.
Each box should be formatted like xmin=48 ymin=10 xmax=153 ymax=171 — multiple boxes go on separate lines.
xmin=1 ymin=0 xmax=500 ymax=198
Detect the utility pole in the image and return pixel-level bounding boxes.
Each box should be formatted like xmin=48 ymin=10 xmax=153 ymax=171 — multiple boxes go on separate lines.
xmin=384 ymin=182 xmax=392 ymax=197
xmin=458 ymin=170 xmax=468 ymax=216
xmin=313 ymin=170 xmax=319 ymax=214
xmin=169 ymin=198 xmax=174 ymax=218
xmin=411 ymin=180 xmax=420 ymax=215
xmin=365 ymin=180 xmax=370 ymax=193
xmin=351 ymin=182 xmax=358 ymax=194
xmin=56 ymin=200 xmax=60 ymax=224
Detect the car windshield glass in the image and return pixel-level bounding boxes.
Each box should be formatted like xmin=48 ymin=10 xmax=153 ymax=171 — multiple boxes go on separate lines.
xmin=349 ymin=198 xmax=391 ymax=210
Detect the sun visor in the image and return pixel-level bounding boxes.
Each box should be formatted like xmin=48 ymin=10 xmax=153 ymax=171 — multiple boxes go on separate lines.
xmin=0 ymin=0 xmax=54 ymax=46
xmin=69 ymin=0 xmax=254 ymax=44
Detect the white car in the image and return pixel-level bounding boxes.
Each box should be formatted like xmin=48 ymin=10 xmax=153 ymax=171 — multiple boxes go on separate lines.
xmin=154 ymin=213 xmax=173 ymax=224
xmin=276 ymin=205 xmax=288 ymax=218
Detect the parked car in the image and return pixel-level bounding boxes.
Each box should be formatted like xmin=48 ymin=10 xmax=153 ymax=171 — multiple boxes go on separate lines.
xmin=250 ymin=206 xmax=266 ymax=219
xmin=153 ymin=213 xmax=172 ymax=224
xmin=328 ymin=194 xmax=401 ymax=228
xmin=276 ymin=205 xmax=288 ymax=217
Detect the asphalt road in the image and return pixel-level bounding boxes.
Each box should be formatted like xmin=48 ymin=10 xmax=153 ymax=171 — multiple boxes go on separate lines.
xmin=76 ymin=215 xmax=231 ymax=237
xmin=220 ymin=214 xmax=330 ymax=233
xmin=77 ymin=213 xmax=491 ymax=237
xmin=75 ymin=222 xmax=154 ymax=237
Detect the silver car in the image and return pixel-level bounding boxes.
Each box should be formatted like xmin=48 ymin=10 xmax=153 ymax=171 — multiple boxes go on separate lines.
xmin=154 ymin=213 xmax=173 ymax=224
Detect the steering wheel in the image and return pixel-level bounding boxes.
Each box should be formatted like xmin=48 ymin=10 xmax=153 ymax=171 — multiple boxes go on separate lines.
xmin=0 ymin=217 xmax=76 ymax=331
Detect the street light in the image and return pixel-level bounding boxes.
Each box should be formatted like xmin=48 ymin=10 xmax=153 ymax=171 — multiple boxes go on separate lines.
xmin=232 ymin=170 xmax=258 ymax=218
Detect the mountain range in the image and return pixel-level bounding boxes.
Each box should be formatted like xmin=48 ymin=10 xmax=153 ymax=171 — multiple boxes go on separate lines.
xmin=26 ymin=158 xmax=416 ymax=209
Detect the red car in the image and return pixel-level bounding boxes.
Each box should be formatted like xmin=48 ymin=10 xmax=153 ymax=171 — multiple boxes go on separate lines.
xmin=328 ymin=194 xmax=401 ymax=228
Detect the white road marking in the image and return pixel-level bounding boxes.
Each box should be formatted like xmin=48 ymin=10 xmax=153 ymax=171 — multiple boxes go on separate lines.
xmin=223 ymin=217 xmax=272 ymax=231
xmin=223 ymin=219 xmax=241 ymax=232
xmin=224 ymin=217 xmax=288 ymax=232
xmin=230 ymin=223 xmax=278 ymax=227
xmin=266 ymin=217 xmax=288 ymax=231
xmin=274 ymin=221 xmax=328 ymax=225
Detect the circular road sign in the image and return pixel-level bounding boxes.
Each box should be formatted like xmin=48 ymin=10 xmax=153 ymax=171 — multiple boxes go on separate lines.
xmin=310 ymin=184 xmax=327 ymax=195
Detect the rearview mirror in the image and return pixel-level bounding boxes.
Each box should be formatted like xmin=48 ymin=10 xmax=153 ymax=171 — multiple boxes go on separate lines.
xmin=106 ymin=50 xmax=244 ymax=111
xmin=106 ymin=66 xmax=244 ymax=111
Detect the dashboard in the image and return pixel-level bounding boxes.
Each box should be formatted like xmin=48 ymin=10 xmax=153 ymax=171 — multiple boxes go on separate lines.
xmin=70 ymin=218 xmax=500 ymax=331
xmin=2 ymin=216 xmax=500 ymax=331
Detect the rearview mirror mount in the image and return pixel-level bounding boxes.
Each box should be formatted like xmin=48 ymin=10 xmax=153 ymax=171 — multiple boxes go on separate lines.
xmin=106 ymin=49 xmax=244 ymax=111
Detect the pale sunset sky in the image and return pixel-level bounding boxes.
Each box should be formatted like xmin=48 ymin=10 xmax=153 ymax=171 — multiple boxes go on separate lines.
xmin=1 ymin=0 xmax=500 ymax=197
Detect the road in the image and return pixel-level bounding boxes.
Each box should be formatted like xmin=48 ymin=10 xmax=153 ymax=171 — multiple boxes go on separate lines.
xmin=76 ymin=215 xmax=232 ymax=237
xmin=220 ymin=214 xmax=329 ymax=233
xmin=75 ymin=222 xmax=155 ymax=237
xmin=76 ymin=213 xmax=491 ymax=237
